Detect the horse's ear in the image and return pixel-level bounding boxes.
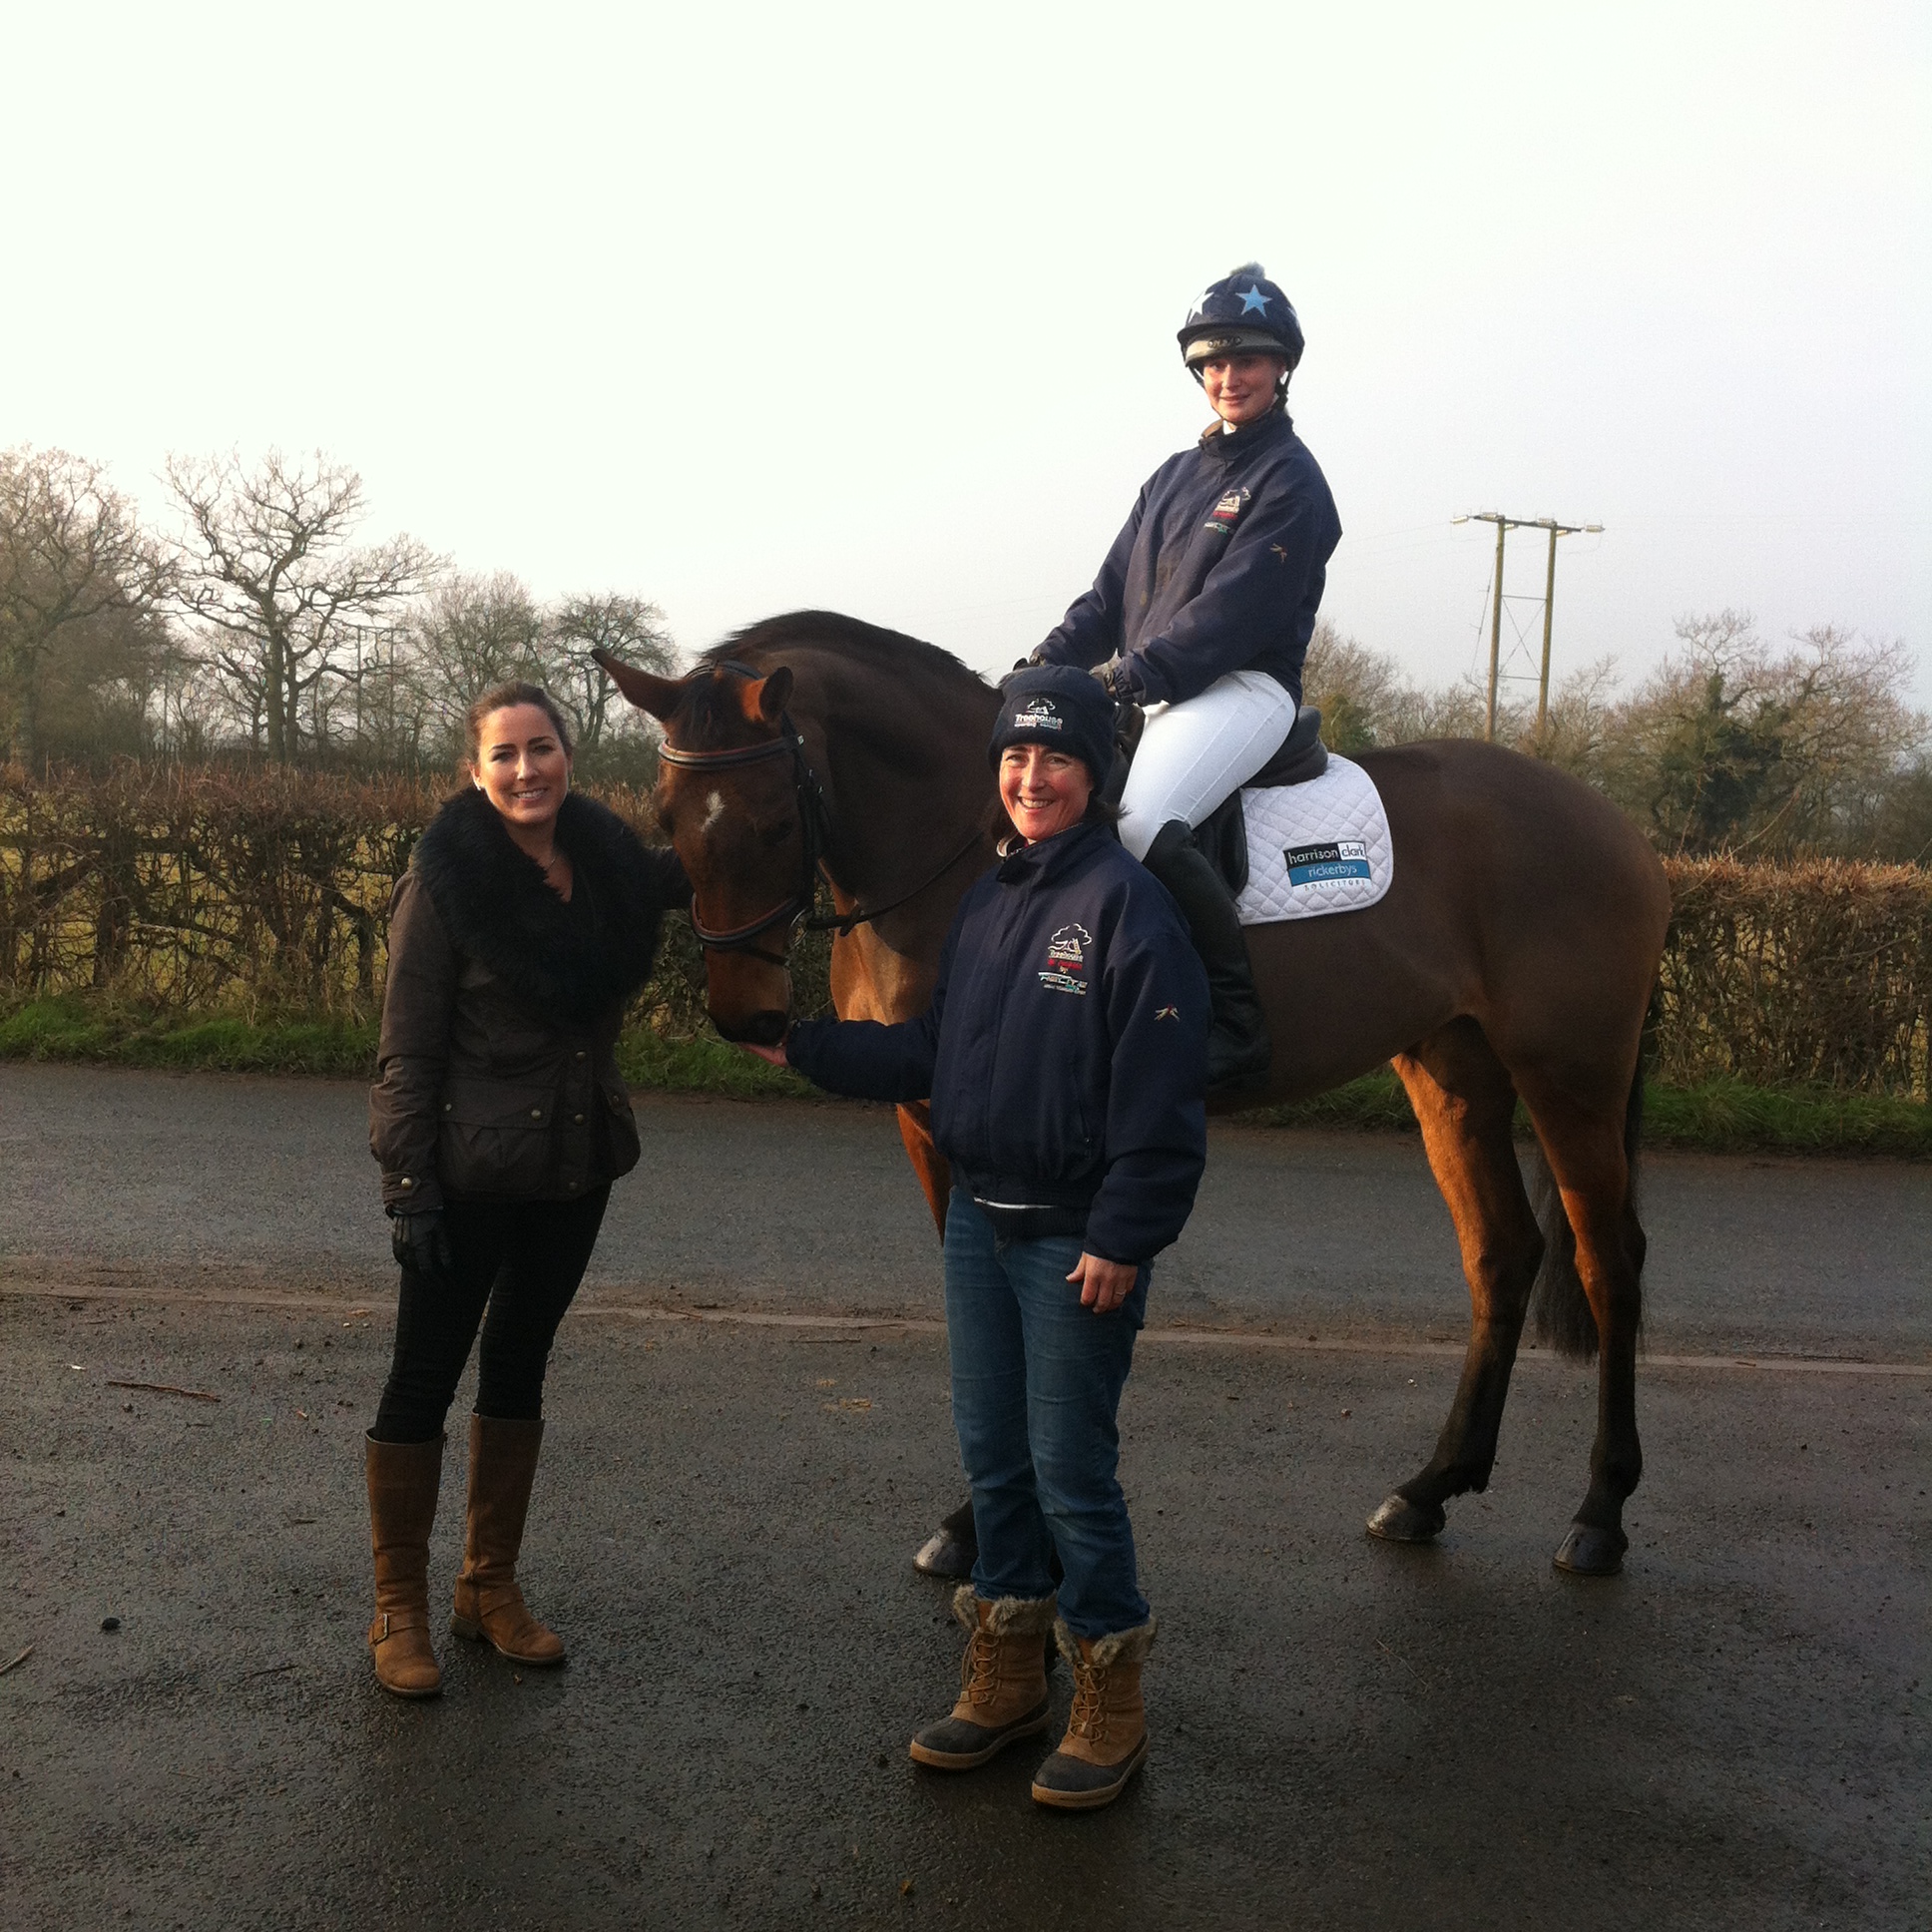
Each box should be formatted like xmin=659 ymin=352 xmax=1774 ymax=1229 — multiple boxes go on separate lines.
xmin=593 ymin=648 xmax=688 ymax=722
xmin=738 ymin=666 xmax=792 ymax=724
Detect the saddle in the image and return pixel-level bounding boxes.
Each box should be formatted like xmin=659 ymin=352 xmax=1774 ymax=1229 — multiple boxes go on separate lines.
xmin=1100 ymin=704 xmax=1328 ymax=898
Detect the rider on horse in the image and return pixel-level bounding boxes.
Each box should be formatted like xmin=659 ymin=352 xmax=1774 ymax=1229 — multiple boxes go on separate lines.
xmin=1030 ymin=263 xmax=1341 ymax=1090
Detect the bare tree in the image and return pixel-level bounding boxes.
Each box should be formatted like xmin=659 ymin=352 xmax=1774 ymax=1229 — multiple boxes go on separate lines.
xmin=544 ymin=593 xmax=676 ymax=750
xmin=0 ymin=447 xmax=171 ymax=763
xmin=1602 ymin=612 xmax=1928 ymax=854
xmin=167 ymin=450 xmax=436 ymax=764
xmin=1300 ymin=619 xmax=1493 ymax=750
xmin=405 ymin=570 xmax=547 ymax=754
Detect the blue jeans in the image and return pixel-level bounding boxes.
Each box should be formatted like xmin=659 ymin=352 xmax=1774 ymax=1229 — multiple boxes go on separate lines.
xmin=942 ymin=1187 xmax=1151 ymax=1640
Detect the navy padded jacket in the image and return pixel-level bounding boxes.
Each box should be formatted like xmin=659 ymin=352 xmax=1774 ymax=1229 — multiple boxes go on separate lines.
xmin=785 ymin=823 xmax=1208 ymax=1263
xmin=1036 ymin=408 xmax=1340 ymax=707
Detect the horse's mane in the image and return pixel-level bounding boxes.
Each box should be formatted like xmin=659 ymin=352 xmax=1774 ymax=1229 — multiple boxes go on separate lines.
xmin=669 ymin=611 xmax=997 ymax=749
xmin=700 ymin=611 xmax=995 ymax=698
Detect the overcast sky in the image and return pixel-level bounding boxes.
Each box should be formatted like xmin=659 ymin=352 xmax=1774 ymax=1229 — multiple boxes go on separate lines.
xmin=6 ymin=2 xmax=1927 ymax=703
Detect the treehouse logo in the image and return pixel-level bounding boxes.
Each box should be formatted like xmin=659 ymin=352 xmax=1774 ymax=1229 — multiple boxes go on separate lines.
xmin=1039 ymin=923 xmax=1092 ymax=995
xmin=1205 ymin=487 xmax=1250 ymax=535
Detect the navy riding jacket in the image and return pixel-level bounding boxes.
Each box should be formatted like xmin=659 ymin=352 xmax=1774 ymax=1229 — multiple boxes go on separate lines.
xmin=1036 ymin=408 xmax=1341 ymax=707
xmin=785 ymin=822 xmax=1208 ymax=1264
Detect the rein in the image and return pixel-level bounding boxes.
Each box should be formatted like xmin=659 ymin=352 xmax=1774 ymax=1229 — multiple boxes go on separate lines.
xmin=659 ymin=667 xmax=983 ymax=967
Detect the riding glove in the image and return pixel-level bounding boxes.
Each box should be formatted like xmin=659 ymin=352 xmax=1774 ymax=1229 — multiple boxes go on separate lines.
xmin=389 ymin=1207 xmax=456 ymax=1283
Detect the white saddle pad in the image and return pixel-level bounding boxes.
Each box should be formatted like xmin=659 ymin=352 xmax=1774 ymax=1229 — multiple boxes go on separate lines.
xmin=1234 ymin=753 xmax=1394 ymax=926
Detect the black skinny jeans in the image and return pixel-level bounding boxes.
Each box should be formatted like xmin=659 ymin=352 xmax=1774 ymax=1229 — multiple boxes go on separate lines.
xmin=371 ymin=1188 xmax=610 ymax=1444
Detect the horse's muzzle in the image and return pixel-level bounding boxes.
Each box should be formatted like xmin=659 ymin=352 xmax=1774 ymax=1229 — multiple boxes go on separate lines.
xmin=711 ymin=1007 xmax=788 ymax=1048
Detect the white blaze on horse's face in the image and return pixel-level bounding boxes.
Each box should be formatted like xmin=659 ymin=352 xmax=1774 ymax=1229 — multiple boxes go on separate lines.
xmin=703 ymin=789 xmax=726 ymax=833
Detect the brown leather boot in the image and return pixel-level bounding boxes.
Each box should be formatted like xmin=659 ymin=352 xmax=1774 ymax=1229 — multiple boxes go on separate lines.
xmin=364 ymin=1433 xmax=445 ymax=1699
xmin=1030 ymin=1616 xmax=1157 ymax=1809
xmin=448 ymin=1414 xmax=565 ymax=1666
xmin=908 ymin=1586 xmax=1057 ymax=1770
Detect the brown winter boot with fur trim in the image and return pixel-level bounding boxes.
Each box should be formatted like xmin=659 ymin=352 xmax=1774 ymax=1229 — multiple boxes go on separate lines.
xmin=364 ymin=1433 xmax=444 ymax=1698
xmin=1030 ymin=1617 xmax=1156 ymax=1809
xmin=908 ymin=1587 xmax=1058 ymax=1770
xmin=448 ymin=1415 xmax=565 ymax=1666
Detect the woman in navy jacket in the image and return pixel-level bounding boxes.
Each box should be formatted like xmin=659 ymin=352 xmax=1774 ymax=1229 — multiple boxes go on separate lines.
xmin=755 ymin=665 xmax=1208 ymax=1812
xmin=1032 ymin=262 xmax=1341 ymax=1092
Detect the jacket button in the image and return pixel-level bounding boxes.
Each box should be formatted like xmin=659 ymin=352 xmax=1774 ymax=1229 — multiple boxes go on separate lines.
xmin=530 ymin=1108 xmax=543 ymax=1121
xmin=567 ymin=1180 xmax=579 ymax=1191
xmin=398 ymin=1177 xmax=413 ymax=1191
xmin=574 ymin=1051 xmax=586 ymax=1062
xmin=443 ymin=1102 xmax=453 ymax=1113
xmin=573 ymin=1113 xmax=586 ymax=1125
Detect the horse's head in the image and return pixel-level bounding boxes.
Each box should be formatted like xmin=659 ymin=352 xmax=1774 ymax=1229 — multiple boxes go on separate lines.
xmin=597 ymin=649 xmax=807 ymax=1046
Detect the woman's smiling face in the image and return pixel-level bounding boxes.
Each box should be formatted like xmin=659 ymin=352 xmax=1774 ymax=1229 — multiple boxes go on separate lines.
xmin=472 ymin=703 xmax=572 ymax=832
xmin=999 ymin=742 xmax=1094 ymax=843
xmin=1201 ymin=350 xmax=1286 ymax=426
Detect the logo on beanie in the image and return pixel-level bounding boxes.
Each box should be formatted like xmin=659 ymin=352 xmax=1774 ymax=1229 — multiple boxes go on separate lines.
xmin=1015 ymin=697 xmax=1064 ymax=730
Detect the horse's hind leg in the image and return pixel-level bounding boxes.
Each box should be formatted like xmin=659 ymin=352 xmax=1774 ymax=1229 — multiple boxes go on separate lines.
xmin=1513 ymin=1068 xmax=1647 ymax=1576
xmin=1367 ymin=1021 xmax=1546 ymax=1544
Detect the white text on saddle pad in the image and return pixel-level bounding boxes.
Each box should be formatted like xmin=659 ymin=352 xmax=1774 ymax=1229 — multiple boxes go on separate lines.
xmin=1235 ymin=754 xmax=1394 ymax=925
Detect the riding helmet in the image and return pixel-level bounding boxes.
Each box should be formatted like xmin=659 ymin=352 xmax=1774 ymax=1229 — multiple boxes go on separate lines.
xmin=1178 ymin=262 xmax=1304 ymax=375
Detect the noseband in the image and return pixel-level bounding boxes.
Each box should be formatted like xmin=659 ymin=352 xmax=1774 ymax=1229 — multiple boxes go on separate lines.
xmin=659 ymin=663 xmax=983 ymax=968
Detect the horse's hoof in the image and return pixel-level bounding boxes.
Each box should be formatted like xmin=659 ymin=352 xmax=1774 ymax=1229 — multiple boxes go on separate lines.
xmin=1365 ymin=1494 xmax=1445 ymax=1543
xmin=913 ymin=1530 xmax=975 ymax=1579
xmin=1553 ymin=1523 xmax=1628 ymax=1576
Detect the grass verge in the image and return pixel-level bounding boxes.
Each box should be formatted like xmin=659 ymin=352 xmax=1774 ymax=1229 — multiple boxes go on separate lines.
xmin=2 ymin=997 xmax=1924 ymax=1156
xmin=1238 ymin=1066 xmax=1932 ymax=1159
xmin=0 ymin=996 xmax=380 ymax=1078
xmin=0 ymin=996 xmax=816 ymax=1098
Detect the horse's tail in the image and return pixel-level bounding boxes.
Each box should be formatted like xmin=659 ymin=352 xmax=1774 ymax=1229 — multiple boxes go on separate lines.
xmin=1527 ymin=1054 xmax=1647 ymax=1362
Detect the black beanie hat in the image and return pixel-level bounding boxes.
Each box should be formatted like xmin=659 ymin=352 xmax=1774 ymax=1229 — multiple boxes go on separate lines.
xmin=988 ymin=665 xmax=1116 ymax=787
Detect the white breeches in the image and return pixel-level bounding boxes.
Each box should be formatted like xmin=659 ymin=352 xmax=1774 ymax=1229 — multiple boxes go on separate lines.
xmin=1117 ymin=669 xmax=1300 ymax=861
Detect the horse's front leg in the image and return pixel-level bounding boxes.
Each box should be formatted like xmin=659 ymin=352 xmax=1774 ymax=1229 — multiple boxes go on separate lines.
xmin=890 ymin=1097 xmax=977 ymax=1577
xmin=1368 ymin=1030 xmax=1545 ymax=1543
xmin=829 ymin=932 xmax=977 ymax=1577
xmin=894 ymin=1101 xmax=951 ymax=1237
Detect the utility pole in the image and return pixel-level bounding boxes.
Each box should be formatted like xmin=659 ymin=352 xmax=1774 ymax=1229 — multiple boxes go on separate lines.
xmin=1455 ymin=511 xmax=1603 ymax=740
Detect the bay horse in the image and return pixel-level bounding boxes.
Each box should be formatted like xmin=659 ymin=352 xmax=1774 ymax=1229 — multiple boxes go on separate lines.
xmin=597 ymin=613 xmax=1671 ymax=1577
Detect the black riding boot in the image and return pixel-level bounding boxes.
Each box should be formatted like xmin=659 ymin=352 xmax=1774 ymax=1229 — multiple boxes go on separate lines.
xmin=1143 ymin=817 xmax=1272 ymax=1092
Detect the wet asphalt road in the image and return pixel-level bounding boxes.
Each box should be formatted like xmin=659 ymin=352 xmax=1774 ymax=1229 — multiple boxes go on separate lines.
xmin=1 ymin=1063 xmax=1928 ymax=1930
xmin=1 ymin=1061 xmax=1927 ymax=1359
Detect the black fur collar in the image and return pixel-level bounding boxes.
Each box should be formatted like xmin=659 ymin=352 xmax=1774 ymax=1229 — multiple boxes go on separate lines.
xmin=412 ymin=787 xmax=668 ymax=1024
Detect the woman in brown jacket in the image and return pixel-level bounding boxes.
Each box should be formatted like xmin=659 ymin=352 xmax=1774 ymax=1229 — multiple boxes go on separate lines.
xmin=364 ymin=681 xmax=688 ymax=1697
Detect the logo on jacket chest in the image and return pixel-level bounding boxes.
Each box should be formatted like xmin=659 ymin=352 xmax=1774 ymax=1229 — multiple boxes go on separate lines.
xmin=1204 ymin=487 xmax=1250 ymax=535
xmin=1038 ymin=922 xmax=1093 ymax=996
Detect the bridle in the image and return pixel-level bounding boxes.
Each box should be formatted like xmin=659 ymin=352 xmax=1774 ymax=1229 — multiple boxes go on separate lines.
xmin=658 ymin=662 xmax=985 ymax=969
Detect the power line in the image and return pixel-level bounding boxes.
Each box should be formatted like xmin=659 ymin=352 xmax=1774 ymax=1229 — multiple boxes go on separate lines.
xmin=1453 ymin=511 xmax=1604 ymax=740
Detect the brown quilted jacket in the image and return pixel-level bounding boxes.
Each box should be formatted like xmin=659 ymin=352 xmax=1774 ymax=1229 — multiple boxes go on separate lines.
xmin=369 ymin=788 xmax=688 ymax=1212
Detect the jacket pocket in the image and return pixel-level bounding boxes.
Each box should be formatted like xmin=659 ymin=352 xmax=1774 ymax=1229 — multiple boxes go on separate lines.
xmin=436 ymin=1078 xmax=559 ymax=1199
xmin=601 ymin=1081 xmax=642 ymax=1181
xmin=1010 ymin=1079 xmax=1099 ymax=1186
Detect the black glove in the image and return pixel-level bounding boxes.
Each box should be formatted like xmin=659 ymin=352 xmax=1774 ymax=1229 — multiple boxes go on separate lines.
xmin=389 ymin=1208 xmax=455 ymax=1282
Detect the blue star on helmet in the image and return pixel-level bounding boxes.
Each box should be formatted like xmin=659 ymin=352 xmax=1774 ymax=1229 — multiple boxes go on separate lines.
xmin=1237 ymin=284 xmax=1271 ymax=315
